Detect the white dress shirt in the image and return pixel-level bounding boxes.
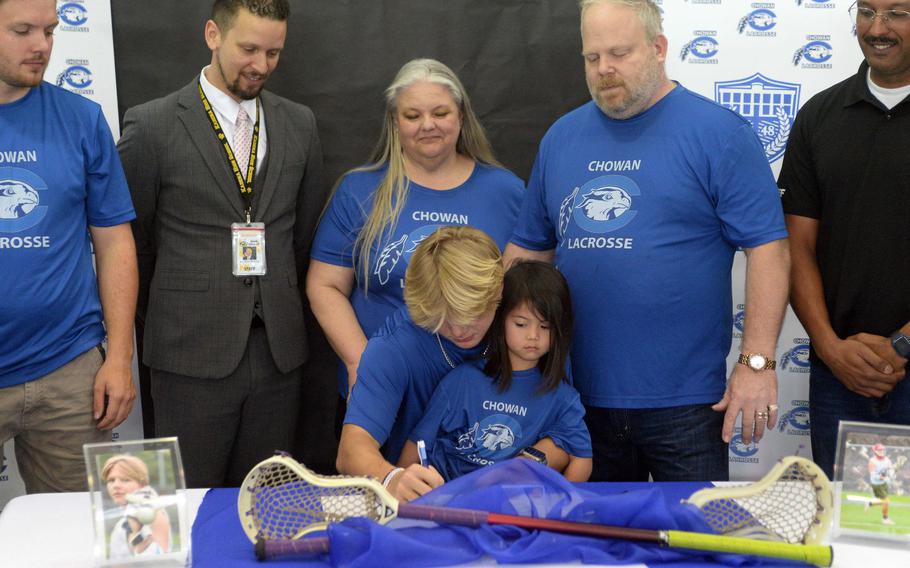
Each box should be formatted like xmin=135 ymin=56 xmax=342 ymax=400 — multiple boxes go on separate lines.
xmin=199 ymin=66 xmax=268 ymax=172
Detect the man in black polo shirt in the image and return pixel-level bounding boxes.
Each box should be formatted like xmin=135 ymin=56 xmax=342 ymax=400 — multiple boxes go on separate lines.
xmin=778 ymin=0 xmax=910 ymax=478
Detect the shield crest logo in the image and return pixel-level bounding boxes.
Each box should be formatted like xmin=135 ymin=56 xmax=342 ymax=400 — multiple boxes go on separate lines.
xmin=714 ymin=73 xmax=801 ymax=164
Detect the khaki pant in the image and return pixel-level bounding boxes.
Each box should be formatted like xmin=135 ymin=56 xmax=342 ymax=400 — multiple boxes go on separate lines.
xmin=0 ymin=347 xmax=109 ymax=493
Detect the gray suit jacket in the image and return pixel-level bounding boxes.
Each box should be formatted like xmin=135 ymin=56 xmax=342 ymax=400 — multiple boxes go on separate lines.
xmin=119 ymin=79 xmax=325 ymax=378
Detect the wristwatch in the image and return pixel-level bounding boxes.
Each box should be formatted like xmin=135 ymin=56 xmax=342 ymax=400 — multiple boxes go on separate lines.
xmin=518 ymin=446 xmax=548 ymax=466
xmin=891 ymin=332 xmax=910 ymax=359
xmin=738 ymin=352 xmax=776 ymax=371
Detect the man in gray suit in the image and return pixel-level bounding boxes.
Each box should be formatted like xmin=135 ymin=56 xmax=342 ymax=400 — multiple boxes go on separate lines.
xmin=118 ymin=0 xmax=325 ymax=487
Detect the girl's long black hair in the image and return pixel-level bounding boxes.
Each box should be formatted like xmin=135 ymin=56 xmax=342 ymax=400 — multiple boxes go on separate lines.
xmin=484 ymin=260 xmax=573 ymax=394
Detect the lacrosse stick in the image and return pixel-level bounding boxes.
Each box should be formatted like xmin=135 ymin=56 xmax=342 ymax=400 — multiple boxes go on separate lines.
xmin=103 ymin=487 xmax=180 ymax=522
xmin=684 ymin=456 xmax=833 ymax=545
xmin=888 ymin=455 xmax=908 ymax=483
xmin=238 ymin=454 xmax=833 ymax=566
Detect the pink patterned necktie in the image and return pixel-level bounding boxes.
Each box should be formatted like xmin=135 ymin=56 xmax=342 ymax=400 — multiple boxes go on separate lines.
xmin=234 ymin=106 xmax=253 ymax=175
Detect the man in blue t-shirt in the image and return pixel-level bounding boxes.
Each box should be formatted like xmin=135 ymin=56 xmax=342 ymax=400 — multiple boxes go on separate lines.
xmin=506 ymin=0 xmax=789 ymax=482
xmin=0 ymin=0 xmax=138 ymax=493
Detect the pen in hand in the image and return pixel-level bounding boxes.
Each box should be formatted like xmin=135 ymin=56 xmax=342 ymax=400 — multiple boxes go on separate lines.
xmin=417 ymin=439 xmax=428 ymax=467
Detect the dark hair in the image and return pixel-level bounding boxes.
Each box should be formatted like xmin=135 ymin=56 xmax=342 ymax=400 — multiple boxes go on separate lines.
xmin=484 ymin=261 xmax=573 ymax=394
xmin=212 ymin=0 xmax=290 ymax=31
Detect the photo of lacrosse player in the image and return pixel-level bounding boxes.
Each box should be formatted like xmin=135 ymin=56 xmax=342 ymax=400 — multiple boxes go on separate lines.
xmin=100 ymin=453 xmax=176 ymax=559
xmin=866 ymin=443 xmax=899 ymax=525
xmin=837 ymin=423 xmax=910 ymax=538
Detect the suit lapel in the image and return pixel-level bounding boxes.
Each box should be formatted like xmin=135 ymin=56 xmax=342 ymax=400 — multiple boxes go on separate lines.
xmin=255 ymin=91 xmax=286 ymax=220
xmin=176 ymin=80 xmax=247 ymax=219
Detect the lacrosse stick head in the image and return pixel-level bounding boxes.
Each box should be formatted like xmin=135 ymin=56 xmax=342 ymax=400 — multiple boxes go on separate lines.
xmin=237 ymin=454 xmax=400 ymax=543
xmin=684 ymin=456 xmax=833 ymax=545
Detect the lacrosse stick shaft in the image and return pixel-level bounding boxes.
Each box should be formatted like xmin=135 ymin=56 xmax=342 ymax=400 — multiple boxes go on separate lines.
xmin=666 ymin=531 xmax=832 ymax=566
xmin=257 ymin=536 xmax=329 ymax=560
xmin=399 ymin=502 xmax=655 ymax=539
xmin=399 ymin=503 xmax=832 ymax=567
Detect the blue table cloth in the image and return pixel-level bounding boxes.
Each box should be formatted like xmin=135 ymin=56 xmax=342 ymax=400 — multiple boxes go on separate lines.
xmin=192 ymin=460 xmax=808 ymax=567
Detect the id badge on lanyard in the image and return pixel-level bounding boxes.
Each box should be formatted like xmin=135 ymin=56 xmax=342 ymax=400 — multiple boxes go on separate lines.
xmin=232 ymin=222 xmax=267 ymax=276
xmin=198 ymin=83 xmax=267 ymax=278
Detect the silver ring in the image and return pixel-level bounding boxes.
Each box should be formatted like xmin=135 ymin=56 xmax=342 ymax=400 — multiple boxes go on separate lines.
xmin=755 ymin=411 xmax=769 ymax=420
xmin=768 ymin=404 xmax=779 ymax=412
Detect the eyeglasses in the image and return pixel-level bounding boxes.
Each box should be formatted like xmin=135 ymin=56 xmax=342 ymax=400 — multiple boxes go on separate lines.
xmin=849 ymin=2 xmax=910 ymax=27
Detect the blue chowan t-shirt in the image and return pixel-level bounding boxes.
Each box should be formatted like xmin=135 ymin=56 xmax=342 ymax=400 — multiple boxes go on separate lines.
xmin=344 ymin=307 xmax=487 ymax=462
xmin=311 ymin=163 xmax=523 ymax=396
xmin=410 ymin=361 xmax=592 ymax=481
xmin=0 ymin=83 xmax=135 ymax=387
xmin=511 ymin=86 xmax=786 ymax=409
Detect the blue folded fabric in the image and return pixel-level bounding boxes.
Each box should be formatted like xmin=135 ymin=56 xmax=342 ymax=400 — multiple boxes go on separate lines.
xmin=193 ymin=459 xmax=810 ymax=567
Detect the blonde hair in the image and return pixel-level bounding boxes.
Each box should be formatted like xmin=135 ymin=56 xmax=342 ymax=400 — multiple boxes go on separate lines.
xmin=579 ymin=0 xmax=663 ymax=43
xmin=101 ymin=454 xmax=150 ymax=486
xmin=404 ymin=226 xmax=503 ymax=332
xmin=341 ymin=58 xmax=501 ymax=293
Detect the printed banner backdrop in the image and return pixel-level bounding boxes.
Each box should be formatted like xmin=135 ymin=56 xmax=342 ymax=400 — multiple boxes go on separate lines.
xmin=0 ymin=0 xmax=143 ymax=509
xmin=660 ymin=0 xmax=863 ymax=479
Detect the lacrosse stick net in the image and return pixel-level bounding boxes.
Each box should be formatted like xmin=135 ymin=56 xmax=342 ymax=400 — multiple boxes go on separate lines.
xmin=684 ymin=456 xmax=833 ymax=545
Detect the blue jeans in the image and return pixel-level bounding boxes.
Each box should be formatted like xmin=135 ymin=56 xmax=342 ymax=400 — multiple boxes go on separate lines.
xmin=810 ymin=363 xmax=910 ymax=479
xmin=583 ymin=403 xmax=729 ymax=482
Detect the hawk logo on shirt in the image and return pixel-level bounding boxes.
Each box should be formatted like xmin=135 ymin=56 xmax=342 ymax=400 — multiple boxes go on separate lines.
xmin=456 ymin=422 xmax=479 ymax=451
xmin=479 ymin=424 xmax=515 ymax=452
xmin=567 ymin=175 xmax=640 ymax=235
xmin=579 ymin=187 xmax=631 ymax=221
xmin=0 ymin=181 xmax=39 ymax=219
xmin=0 ymin=168 xmax=49 ymax=233
xmin=372 ymin=225 xmax=440 ymax=286
xmin=558 ymin=187 xmax=578 ymax=237
xmin=404 ymin=231 xmax=435 ymax=253
xmin=374 ymin=234 xmax=408 ymax=285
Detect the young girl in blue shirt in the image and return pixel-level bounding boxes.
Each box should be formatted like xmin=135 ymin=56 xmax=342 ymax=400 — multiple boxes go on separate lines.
xmin=399 ymin=260 xmax=592 ymax=482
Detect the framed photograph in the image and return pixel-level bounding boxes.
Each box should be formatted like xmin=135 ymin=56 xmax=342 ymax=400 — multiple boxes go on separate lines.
xmin=833 ymin=421 xmax=910 ymax=542
xmin=83 ymin=438 xmax=189 ymax=565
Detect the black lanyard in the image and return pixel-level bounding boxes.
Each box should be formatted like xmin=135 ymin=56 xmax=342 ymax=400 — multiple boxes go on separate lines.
xmin=198 ymin=82 xmax=260 ymax=222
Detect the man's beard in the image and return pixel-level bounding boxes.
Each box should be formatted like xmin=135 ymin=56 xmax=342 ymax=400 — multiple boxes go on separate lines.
xmin=215 ymin=58 xmax=266 ymax=100
xmin=0 ymin=60 xmax=48 ymax=90
xmin=590 ymin=57 xmax=663 ymax=119
xmin=226 ymin=74 xmax=264 ymax=101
